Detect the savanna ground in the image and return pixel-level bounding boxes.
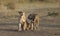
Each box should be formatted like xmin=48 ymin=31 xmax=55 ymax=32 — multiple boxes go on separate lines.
xmin=0 ymin=0 xmax=60 ymax=36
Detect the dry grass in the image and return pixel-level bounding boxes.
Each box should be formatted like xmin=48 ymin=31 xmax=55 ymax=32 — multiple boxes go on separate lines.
xmin=0 ymin=24 xmax=60 ymax=36
xmin=40 ymin=27 xmax=60 ymax=36
xmin=0 ymin=0 xmax=60 ymax=19
xmin=0 ymin=1 xmax=60 ymax=36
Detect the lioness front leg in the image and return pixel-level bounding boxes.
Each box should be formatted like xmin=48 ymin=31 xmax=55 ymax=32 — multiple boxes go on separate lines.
xmin=18 ymin=23 xmax=22 ymax=31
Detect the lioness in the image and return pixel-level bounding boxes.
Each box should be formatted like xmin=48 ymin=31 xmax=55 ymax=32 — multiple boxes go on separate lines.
xmin=27 ymin=14 xmax=40 ymax=31
xmin=18 ymin=11 xmax=27 ymax=31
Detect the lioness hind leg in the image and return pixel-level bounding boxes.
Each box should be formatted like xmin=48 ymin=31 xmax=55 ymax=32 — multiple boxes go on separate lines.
xmin=34 ymin=24 xmax=40 ymax=31
xmin=30 ymin=23 xmax=34 ymax=30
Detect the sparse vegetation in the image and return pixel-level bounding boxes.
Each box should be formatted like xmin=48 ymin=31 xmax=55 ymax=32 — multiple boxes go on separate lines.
xmin=5 ymin=3 xmax=15 ymax=10
xmin=0 ymin=1 xmax=60 ymax=36
xmin=30 ymin=0 xmax=33 ymax=3
xmin=39 ymin=0 xmax=44 ymax=2
xmin=48 ymin=12 xmax=59 ymax=17
xmin=0 ymin=15 xmax=17 ymax=19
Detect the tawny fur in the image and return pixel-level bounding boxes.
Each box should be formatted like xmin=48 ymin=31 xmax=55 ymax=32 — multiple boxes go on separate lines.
xmin=27 ymin=14 xmax=40 ymax=31
xmin=18 ymin=11 xmax=40 ymax=31
xmin=18 ymin=11 xmax=27 ymax=31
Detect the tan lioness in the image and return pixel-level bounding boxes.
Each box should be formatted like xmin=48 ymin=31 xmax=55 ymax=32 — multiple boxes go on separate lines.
xmin=18 ymin=11 xmax=27 ymax=31
xmin=27 ymin=14 xmax=40 ymax=31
